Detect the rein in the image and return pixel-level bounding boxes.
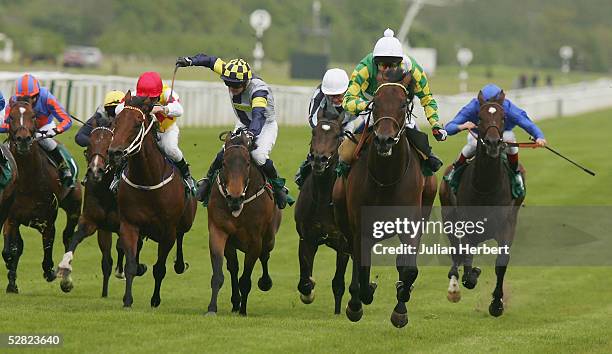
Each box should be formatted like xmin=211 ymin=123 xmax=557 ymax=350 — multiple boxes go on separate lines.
xmin=121 ymin=106 xmax=157 ymax=157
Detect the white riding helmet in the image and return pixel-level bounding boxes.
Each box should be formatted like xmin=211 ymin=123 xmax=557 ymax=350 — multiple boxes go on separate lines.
xmin=373 ymin=28 xmax=403 ymax=59
xmin=321 ymin=68 xmax=349 ymax=95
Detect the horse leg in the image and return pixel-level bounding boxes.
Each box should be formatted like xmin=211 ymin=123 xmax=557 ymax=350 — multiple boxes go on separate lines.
xmin=297 ymin=237 xmax=318 ymax=304
xmin=447 ymin=255 xmax=462 ymax=303
xmin=257 ymin=250 xmax=273 ymax=292
xmin=57 ymin=219 xmax=97 ymax=293
xmin=489 ymin=243 xmax=511 ymax=317
xmin=98 ymin=229 xmax=113 ymax=298
xmin=135 ymin=237 xmax=147 ymax=276
xmin=120 ymin=222 xmax=139 ymax=308
xmin=115 ymin=237 xmax=125 ymax=279
xmin=462 ymin=252 xmax=481 ymax=289
xmin=345 ymin=257 xmax=363 ymax=322
xmin=3 ymin=222 xmax=23 ymax=293
xmin=224 ymin=243 xmax=240 ymax=313
xmin=150 ymin=233 xmax=175 ymax=308
xmin=332 ymin=250 xmax=349 ymax=315
xmin=392 ymin=260 xmax=418 ymax=328
xmin=238 ymin=245 xmax=259 ymax=316
xmin=207 ymin=224 xmax=228 ymax=315
xmin=41 ymin=225 xmax=57 ymax=282
xmin=61 ymin=195 xmax=81 ymax=252
xmin=174 ymin=231 xmax=188 ymax=274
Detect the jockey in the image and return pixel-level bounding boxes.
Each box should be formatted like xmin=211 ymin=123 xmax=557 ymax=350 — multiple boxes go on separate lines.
xmin=75 ymin=90 xmax=124 ymax=147
xmin=113 ymin=72 xmax=196 ymax=194
xmin=2 ymin=74 xmax=74 ymax=187
xmin=340 ymin=28 xmax=446 ymax=175
xmin=295 ymin=68 xmax=361 ymax=188
xmin=444 ymin=83 xmax=547 ymax=188
xmin=176 ymin=54 xmax=291 ymax=209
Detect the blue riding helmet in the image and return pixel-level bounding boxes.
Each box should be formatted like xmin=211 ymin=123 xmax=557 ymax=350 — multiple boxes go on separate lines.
xmin=481 ymin=84 xmax=503 ymax=102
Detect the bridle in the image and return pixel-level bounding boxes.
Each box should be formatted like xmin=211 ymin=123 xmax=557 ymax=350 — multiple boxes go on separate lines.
xmin=216 ymin=140 xmax=267 ymax=207
xmin=120 ymin=106 xmax=157 ymax=157
xmin=371 ymin=83 xmax=410 ymax=145
xmin=311 ymin=118 xmax=342 ymax=171
xmin=471 ymin=101 xmax=506 ymax=148
xmin=87 ymin=126 xmax=114 ymax=175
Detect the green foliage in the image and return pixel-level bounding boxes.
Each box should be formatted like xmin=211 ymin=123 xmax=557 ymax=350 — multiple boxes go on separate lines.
xmin=0 ymin=0 xmax=610 ymax=71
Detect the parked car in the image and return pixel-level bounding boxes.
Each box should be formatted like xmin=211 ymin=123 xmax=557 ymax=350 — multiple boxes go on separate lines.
xmin=63 ymin=46 xmax=102 ymax=68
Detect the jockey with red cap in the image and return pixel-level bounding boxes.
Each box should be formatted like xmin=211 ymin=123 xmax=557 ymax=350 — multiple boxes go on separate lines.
xmin=1 ymin=74 xmax=74 ymax=187
xmin=113 ymin=71 xmax=196 ymax=194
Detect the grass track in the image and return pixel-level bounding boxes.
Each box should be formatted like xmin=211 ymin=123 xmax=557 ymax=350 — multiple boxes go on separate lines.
xmin=0 ymin=109 xmax=611 ymax=353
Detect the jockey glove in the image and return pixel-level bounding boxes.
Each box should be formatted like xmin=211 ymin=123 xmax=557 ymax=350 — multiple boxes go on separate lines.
xmin=432 ymin=128 xmax=448 ymax=141
xmin=175 ymin=57 xmax=193 ymax=67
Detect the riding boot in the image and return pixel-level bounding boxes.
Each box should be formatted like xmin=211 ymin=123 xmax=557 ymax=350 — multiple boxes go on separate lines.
xmin=507 ymin=154 xmax=524 ymax=194
xmin=294 ymin=153 xmax=312 ymax=189
xmin=261 ymin=159 xmax=294 ymax=209
xmin=49 ymin=146 xmax=74 ymax=188
xmin=175 ymin=158 xmax=197 ymax=196
xmin=196 ymin=150 xmax=224 ymax=204
xmin=404 ymin=127 xmax=443 ymax=172
xmin=446 ymin=154 xmax=468 ymax=181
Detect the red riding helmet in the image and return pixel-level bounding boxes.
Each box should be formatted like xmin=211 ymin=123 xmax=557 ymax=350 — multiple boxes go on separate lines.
xmin=136 ymin=72 xmax=163 ymax=98
xmin=15 ymin=74 xmax=41 ymax=97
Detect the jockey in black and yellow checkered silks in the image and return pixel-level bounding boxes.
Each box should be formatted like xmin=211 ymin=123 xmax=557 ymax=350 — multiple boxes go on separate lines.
xmin=338 ymin=28 xmax=447 ymax=176
xmin=176 ymin=53 xmax=294 ymax=209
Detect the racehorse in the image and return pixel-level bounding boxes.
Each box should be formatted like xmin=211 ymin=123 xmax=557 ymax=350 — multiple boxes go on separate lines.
xmin=294 ymin=108 xmax=349 ymax=314
xmin=333 ymin=68 xmax=437 ymax=327
xmin=439 ymin=90 xmax=524 ymax=317
xmin=108 ymin=91 xmax=196 ymax=307
xmin=206 ymin=130 xmax=281 ymax=316
xmin=3 ymin=99 xmax=81 ymax=293
xmin=56 ymin=117 xmax=147 ymax=297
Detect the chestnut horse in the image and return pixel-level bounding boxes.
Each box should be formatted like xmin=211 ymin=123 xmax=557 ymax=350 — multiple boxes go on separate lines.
xmin=3 ymin=100 xmax=81 ymax=293
xmin=295 ymin=108 xmax=349 ymax=314
xmin=57 ymin=117 xmax=147 ymax=297
xmin=333 ymin=70 xmax=437 ymax=327
xmin=439 ymin=91 xmax=524 ymax=317
xmin=206 ymin=130 xmax=281 ymax=316
xmin=108 ymin=92 xmax=196 ymax=307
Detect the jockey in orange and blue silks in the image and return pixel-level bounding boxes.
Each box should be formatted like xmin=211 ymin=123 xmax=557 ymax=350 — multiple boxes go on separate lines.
xmin=1 ymin=74 xmax=75 ymax=187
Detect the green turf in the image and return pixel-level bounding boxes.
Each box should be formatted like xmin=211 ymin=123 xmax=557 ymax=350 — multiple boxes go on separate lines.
xmin=0 ymin=109 xmax=610 ymax=353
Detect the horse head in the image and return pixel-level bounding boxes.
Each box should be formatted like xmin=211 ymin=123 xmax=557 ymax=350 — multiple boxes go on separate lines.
xmin=108 ymin=90 xmax=156 ymax=167
xmin=220 ymin=129 xmax=255 ymax=213
xmin=372 ymin=67 xmax=412 ymax=156
xmin=8 ymin=99 xmax=37 ymax=155
xmin=477 ymin=90 xmax=506 ymax=158
xmin=311 ymin=106 xmax=342 ymax=175
xmin=86 ymin=118 xmax=114 ymax=183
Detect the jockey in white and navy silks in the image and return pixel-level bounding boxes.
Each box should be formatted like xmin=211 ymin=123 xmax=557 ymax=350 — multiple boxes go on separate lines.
xmin=444 ymin=83 xmax=547 ymax=187
xmin=176 ymin=54 xmax=291 ymax=209
xmin=1 ymin=74 xmax=75 ymax=187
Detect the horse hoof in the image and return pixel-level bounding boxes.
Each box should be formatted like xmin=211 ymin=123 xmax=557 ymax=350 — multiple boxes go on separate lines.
xmin=136 ymin=264 xmax=147 ymax=277
xmin=489 ymin=299 xmax=504 ymax=317
xmin=6 ymin=284 xmax=18 ymax=294
xmin=174 ymin=262 xmax=186 ymax=274
xmin=447 ymin=291 xmax=461 ymax=303
xmin=115 ymin=270 xmax=125 ymax=279
xmin=390 ymin=310 xmax=409 ymax=328
xmin=150 ymin=296 xmax=161 ymax=308
xmin=258 ymin=277 xmax=272 ymax=291
xmin=44 ymin=270 xmax=57 ymax=282
xmin=345 ymin=304 xmax=363 ymax=322
xmin=205 ymin=311 xmax=217 ymax=317
xmin=300 ymin=290 xmax=315 ymax=304
xmin=60 ymin=277 xmax=73 ymax=293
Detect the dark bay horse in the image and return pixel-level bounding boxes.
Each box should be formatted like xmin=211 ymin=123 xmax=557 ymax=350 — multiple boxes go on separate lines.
xmin=333 ymin=70 xmax=437 ymax=327
xmin=57 ymin=118 xmax=147 ymax=297
xmin=108 ymin=92 xmax=196 ymax=307
xmin=207 ymin=130 xmax=281 ymax=316
xmin=295 ymin=108 xmax=349 ymax=314
xmin=0 ymin=144 xmax=19 ymax=276
xmin=3 ymin=100 xmax=82 ymax=293
xmin=439 ymin=90 xmax=524 ymax=317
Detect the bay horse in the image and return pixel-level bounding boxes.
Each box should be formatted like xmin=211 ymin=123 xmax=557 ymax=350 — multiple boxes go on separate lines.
xmin=439 ymin=90 xmax=524 ymax=317
xmin=206 ymin=130 xmax=281 ymax=316
xmin=333 ymin=69 xmax=438 ymax=327
xmin=107 ymin=91 xmax=196 ymax=307
xmin=295 ymin=108 xmax=349 ymax=314
xmin=0 ymin=144 xmax=19 ymax=276
xmin=3 ymin=100 xmax=82 ymax=293
xmin=56 ymin=117 xmax=147 ymax=297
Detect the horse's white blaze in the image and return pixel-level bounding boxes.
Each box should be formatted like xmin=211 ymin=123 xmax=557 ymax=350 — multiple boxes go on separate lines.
xmin=92 ymin=155 xmax=100 ymax=168
xmin=19 ymin=107 xmax=25 ymax=125
xmin=231 ymin=204 xmax=244 ymax=218
xmin=488 ymin=107 xmax=497 ymax=114
xmin=59 ymin=251 xmax=73 ymax=271
xmin=322 ymin=124 xmax=331 ymax=131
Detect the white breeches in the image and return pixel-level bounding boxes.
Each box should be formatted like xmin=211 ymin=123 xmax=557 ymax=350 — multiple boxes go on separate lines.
xmin=37 ymin=122 xmax=58 ymax=151
xmin=235 ymin=120 xmax=278 ymax=166
xmin=461 ymin=130 xmax=518 ymax=158
xmin=156 ymin=123 xmax=183 ymax=162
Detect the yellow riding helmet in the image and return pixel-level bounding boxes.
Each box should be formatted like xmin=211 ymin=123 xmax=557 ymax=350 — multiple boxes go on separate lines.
xmin=103 ymin=90 xmax=125 ymax=107
xmin=221 ymin=59 xmax=253 ymax=84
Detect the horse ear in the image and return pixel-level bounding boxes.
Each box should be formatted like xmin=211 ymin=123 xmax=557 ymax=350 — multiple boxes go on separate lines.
xmin=124 ymin=90 xmax=132 ymax=104
xmin=477 ymin=91 xmax=486 ymax=105
xmin=497 ymin=90 xmax=506 ymax=104
xmin=401 ymin=71 xmax=412 ymax=87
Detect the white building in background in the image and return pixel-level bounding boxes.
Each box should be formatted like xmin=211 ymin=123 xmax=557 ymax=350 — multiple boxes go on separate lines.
xmin=0 ymin=33 xmax=14 ymax=63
